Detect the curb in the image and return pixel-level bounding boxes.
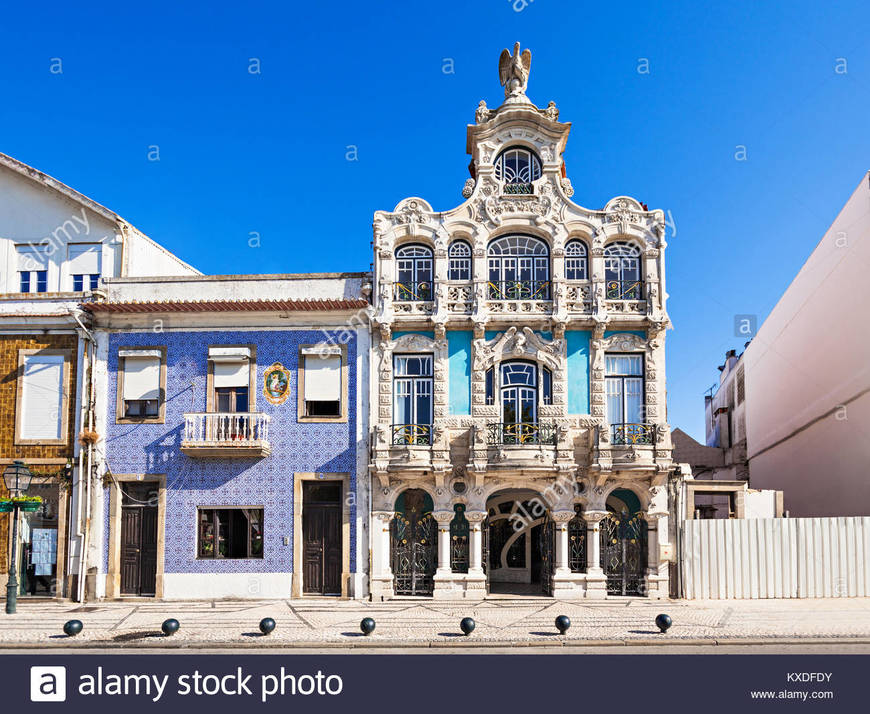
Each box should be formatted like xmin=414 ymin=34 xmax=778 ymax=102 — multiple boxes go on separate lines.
xmin=2 ymin=637 xmax=869 ymax=650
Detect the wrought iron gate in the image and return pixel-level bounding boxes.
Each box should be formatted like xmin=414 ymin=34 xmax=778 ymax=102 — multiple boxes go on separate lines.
xmin=540 ymin=513 xmax=555 ymax=595
xmin=450 ymin=504 xmax=469 ymax=573
xmin=568 ymin=505 xmax=587 ymax=573
xmin=600 ymin=511 xmax=647 ymax=595
xmin=391 ymin=495 xmax=436 ymax=596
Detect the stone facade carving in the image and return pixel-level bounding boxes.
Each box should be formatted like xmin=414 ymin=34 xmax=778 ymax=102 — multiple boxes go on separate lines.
xmin=368 ymin=47 xmax=674 ymax=601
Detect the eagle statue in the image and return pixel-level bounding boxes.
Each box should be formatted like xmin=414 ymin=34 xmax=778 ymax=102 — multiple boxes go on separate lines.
xmin=498 ymin=42 xmax=531 ymax=99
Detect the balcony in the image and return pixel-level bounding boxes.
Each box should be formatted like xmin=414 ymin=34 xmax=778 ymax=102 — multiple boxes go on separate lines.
xmin=181 ymin=412 xmax=271 ymax=458
xmin=486 ymin=422 xmax=557 ymax=446
xmin=393 ymin=281 xmax=432 ymax=302
xmin=610 ymin=423 xmax=654 ymax=446
xmin=391 ymin=423 xmax=432 ymax=446
xmin=487 ymin=280 xmax=551 ymax=301
xmin=605 ymin=279 xmax=644 ymax=301
xmin=503 ymin=182 xmax=534 ymax=195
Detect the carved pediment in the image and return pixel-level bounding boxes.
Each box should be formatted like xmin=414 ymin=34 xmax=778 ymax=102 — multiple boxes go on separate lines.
xmin=392 ymin=333 xmax=437 ymax=352
xmin=473 ymin=326 xmax=564 ymax=370
xmin=601 ymin=332 xmax=647 ymax=352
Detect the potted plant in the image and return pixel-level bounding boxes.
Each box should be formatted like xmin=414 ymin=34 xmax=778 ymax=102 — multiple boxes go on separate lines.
xmin=11 ymin=496 xmax=43 ymax=512
xmin=79 ymin=430 xmax=99 ymax=446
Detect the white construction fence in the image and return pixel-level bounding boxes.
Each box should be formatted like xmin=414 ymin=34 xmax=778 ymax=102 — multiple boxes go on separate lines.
xmin=682 ymin=517 xmax=870 ymax=599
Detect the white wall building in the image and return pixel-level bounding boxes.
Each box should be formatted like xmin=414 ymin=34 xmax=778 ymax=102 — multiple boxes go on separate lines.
xmin=741 ymin=172 xmax=870 ymax=517
xmin=0 ymin=151 xmax=198 ymax=602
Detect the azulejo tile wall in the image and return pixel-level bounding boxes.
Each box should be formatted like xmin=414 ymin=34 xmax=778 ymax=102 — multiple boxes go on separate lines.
xmin=102 ymin=329 xmax=357 ymax=576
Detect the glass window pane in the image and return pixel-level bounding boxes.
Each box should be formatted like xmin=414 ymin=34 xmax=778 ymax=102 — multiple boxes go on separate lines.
xmin=625 ymin=378 xmax=644 ymax=423
xmin=606 ymin=378 xmax=623 ymax=423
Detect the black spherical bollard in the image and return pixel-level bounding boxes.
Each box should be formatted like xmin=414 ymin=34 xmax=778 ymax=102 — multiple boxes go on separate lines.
xmin=161 ymin=618 xmax=180 ymax=636
xmin=655 ymin=613 xmax=672 ymax=634
xmin=460 ymin=617 xmax=475 ymax=636
xmin=555 ymin=615 xmax=571 ymax=635
xmin=360 ymin=617 xmax=376 ymax=636
xmin=63 ymin=620 xmax=83 ymax=637
xmin=259 ymin=618 xmax=276 ymax=635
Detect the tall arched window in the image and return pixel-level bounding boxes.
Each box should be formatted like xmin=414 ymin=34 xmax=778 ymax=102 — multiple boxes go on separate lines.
xmin=487 ymin=235 xmax=550 ymax=300
xmin=494 ymin=147 xmax=541 ymax=194
xmin=603 ymin=242 xmax=642 ymax=300
xmin=565 ymin=240 xmax=588 ymax=281
xmin=501 ymin=360 xmax=537 ymax=428
xmin=395 ymin=244 xmax=433 ymax=301
xmin=447 ymin=240 xmax=471 ymax=281
xmin=486 ymin=360 xmax=556 ymax=445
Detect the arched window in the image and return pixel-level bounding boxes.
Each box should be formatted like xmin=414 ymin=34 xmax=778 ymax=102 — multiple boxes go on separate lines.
xmin=447 ymin=241 xmax=471 ymax=281
xmin=494 ymin=147 xmax=541 ymax=194
xmin=603 ymin=242 xmax=642 ymax=300
xmin=395 ymin=244 xmax=433 ymax=301
xmin=565 ymin=240 xmax=588 ymax=281
xmin=487 ymin=235 xmax=550 ymax=300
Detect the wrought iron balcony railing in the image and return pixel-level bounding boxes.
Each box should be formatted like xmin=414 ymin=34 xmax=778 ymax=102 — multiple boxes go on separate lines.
xmin=503 ymin=182 xmax=533 ymax=195
xmin=487 ymin=422 xmax=557 ymax=446
xmin=610 ymin=423 xmax=654 ymax=445
xmin=391 ymin=423 xmax=432 ymax=446
xmin=394 ymin=281 xmax=432 ymax=301
xmin=487 ymin=280 xmax=551 ymax=301
xmin=182 ymin=412 xmax=271 ymax=456
xmin=605 ymin=280 xmax=644 ymax=300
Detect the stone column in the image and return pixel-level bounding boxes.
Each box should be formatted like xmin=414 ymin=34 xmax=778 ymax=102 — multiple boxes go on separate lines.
xmin=551 ymin=510 xmax=575 ymax=575
xmin=584 ymin=510 xmax=608 ymax=599
xmin=433 ymin=511 xmax=454 ymax=576
xmin=466 ymin=511 xmax=487 ymax=574
xmin=369 ymin=511 xmax=395 ymax=601
xmin=643 ymin=511 xmax=668 ymax=599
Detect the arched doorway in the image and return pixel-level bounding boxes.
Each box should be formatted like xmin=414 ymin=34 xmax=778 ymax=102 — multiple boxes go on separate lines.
xmin=601 ymin=488 xmax=647 ymax=596
xmin=485 ymin=490 xmax=551 ymax=595
xmin=391 ymin=489 xmax=436 ymax=596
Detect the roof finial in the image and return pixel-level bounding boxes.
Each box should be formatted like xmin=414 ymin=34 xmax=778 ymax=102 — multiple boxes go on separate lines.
xmin=498 ymin=42 xmax=532 ymax=101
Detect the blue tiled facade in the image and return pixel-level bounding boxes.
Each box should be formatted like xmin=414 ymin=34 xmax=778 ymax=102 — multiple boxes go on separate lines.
xmin=102 ymin=329 xmax=358 ymax=579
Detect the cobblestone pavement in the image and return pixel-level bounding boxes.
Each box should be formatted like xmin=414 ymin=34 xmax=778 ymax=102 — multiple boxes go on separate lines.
xmin=1 ymin=597 xmax=869 ymax=648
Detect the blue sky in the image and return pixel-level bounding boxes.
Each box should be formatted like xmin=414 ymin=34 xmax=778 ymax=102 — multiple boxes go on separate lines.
xmin=1 ymin=1 xmax=868 ymax=441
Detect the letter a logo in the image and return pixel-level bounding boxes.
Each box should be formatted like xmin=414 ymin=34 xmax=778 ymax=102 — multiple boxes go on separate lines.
xmin=31 ymin=666 xmax=67 ymax=702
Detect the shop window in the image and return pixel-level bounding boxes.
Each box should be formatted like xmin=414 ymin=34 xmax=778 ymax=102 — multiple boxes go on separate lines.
xmin=198 ymin=508 xmax=264 ymax=558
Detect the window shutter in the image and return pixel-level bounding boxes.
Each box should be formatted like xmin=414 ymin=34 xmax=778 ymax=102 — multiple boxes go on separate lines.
xmin=68 ymin=244 xmax=101 ymax=274
xmin=213 ymin=360 xmax=249 ymax=388
xmin=20 ymin=354 xmax=65 ymax=440
xmin=123 ymin=356 xmax=161 ymax=400
xmin=17 ymin=245 xmax=49 ymax=271
xmin=304 ymin=355 xmax=341 ymax=401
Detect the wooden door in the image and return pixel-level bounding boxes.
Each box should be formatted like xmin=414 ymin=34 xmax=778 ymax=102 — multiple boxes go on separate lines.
xmin=120 ymin=486 xmax=158 ymax=596
xmin=302 ymin=482 xmax=342 ymax=595
xmin=120 ymin=507 xmax=142 ymax=595
xmin=139 ymin=506 xmax=158 ymax=595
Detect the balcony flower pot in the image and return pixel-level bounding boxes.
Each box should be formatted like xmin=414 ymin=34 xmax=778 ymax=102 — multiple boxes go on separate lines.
xmin=0 ymin=500 xmax=13 ymax=513
xmin=78 ymin=430 xmax=100 ymax=446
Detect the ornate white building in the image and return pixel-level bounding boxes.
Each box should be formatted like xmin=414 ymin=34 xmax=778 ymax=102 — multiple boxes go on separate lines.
xmin=367 ymin=46 xmax=677 ymax=600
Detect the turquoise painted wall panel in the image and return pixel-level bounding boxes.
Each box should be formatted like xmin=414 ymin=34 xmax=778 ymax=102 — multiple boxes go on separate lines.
xmin=393 ymin=331 xmax=435 ymax=340
xmin=447 ymin=330 xmax=472 ymax=415
xmin=566 ymin=330 xmax=591 ymax=414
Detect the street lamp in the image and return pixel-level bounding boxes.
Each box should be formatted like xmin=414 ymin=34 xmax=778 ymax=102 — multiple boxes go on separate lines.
xmin=3 ymin=460 xmax=33 ymax=615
